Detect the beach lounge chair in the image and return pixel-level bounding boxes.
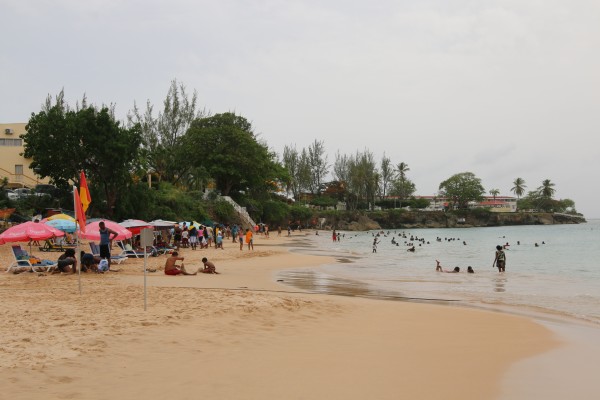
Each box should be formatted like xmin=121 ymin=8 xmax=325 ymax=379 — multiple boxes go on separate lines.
xmin=7 ymin=245 xmax=57 ymax=273
xmin=89 ymin=242 xmax=127 ymax=264
xmin=116 ymin=240 xmax=158 ymax=258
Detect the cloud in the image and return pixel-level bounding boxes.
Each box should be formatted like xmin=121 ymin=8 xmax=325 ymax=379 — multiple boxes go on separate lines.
xmin=1 ymin=0 xmax=599 ymax=216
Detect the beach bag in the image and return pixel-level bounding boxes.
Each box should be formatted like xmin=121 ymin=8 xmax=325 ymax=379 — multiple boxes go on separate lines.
xmin=98 ymin=259 xmax=109 ymax=272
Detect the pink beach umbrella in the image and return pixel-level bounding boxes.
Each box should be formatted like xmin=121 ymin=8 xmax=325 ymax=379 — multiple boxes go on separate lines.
xmin=0 ymin=220 xmax=65 ymax=243
xmin=79 ymin=220 xmax=133 ymax=241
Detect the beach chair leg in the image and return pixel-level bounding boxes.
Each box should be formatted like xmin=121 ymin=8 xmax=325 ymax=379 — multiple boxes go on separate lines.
xmin=31 ymin=264 xmax=43 ymax=273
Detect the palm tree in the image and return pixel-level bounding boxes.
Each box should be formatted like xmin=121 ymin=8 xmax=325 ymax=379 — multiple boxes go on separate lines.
xmin=539 ymin=179 xmax=556 ymax=199
xmin=511 ymin=178 xmax=526 ymax=199
xmin=396 ymin=162 xmax=410 ymax=200
xmin=489 ymin=189 xmax=500 ymax=202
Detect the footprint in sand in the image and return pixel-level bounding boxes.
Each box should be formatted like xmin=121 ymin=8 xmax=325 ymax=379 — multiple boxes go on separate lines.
xmin=57 ymin=376 xmax=74 ymax=383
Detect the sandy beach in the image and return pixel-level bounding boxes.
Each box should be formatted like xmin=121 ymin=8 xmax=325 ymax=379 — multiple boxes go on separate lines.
xmin=1 ymin=232 xmax=597 ymax=399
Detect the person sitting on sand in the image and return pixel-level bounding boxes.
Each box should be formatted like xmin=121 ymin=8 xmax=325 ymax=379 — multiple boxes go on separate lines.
xmin=56 ymin=248 xmax=77 ymax=273
xmin=201 ymin=257 xmax=220 ymax=274
xmin=164 ymin=252 xmax=197 ymax=276
xmin=80 ymin=250 xmax=101 ymax=272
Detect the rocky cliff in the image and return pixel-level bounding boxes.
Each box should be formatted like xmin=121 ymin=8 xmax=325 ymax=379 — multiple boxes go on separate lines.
xmin=322 ymin=211 xmax=585 ymax=231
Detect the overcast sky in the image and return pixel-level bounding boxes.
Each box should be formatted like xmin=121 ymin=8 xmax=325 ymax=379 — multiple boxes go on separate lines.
xmin=2 ymin=1 xmax=599 ymax=217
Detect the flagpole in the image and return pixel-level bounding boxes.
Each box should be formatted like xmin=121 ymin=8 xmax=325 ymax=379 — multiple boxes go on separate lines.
xmin=73 ymin=186 xmax=82 ymax=295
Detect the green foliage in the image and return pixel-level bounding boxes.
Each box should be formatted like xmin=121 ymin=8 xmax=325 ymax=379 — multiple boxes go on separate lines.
xmin=210 ymin=199 xmax=236 ymax=223
xmin=411 ymin=197 xmax=430 ymax=209
xmin=289 ymin=205 xmax=314 ymax=225
xmin=23 ymin=91 xmax=142 ymax=217
xmin=511 ymin=177 xmax=527 ymax=199
xmin=518 ymin=190 xmax=576 ymax=213
xmin=187 ymin=113 xmax=285 ymax=197
xmin=438 ymin=172 xmax=485 ymax=209
xmin=261 ymin=200 xmax=290 ymax=225
xmin=539 ymin=179 xmax=556 ymax=199
xmin=128 ymin=79 xmax=204 ymax=184
xmin=309 ymin=196 xmax=338 ymax=208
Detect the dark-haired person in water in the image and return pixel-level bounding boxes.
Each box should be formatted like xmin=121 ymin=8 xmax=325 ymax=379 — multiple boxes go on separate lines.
xmin=493 ymin=245 xmax=506 ymax=272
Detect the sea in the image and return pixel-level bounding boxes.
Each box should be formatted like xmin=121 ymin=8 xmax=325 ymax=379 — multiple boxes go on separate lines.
xmin=278 ymin=219 xmax=600 ymax=325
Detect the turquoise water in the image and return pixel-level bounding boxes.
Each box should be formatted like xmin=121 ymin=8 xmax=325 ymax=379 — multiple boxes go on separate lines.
xmin=282 ymin=220 xmax=600 ymax=324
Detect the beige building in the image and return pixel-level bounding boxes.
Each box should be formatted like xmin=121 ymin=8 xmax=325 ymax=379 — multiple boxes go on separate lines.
xmin=0 ymin=122 xmax=49 ymax=188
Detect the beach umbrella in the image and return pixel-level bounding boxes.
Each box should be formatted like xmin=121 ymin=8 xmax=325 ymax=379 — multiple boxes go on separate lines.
xmin=46 ymin=213 xmax=76 ymax=222
xmin=0 ymin=221 xmax=65 ymax=253
xmin=0 ymin=220 xmax=65 ymax=243
xmin=149 ymin=219 xmax=177 ymax=230
xmin=119 ymin=219 xmax=153 ymax=235
xmin=44 ymin=219 xmax=77 ymax=233
xmin=79 ymin=220 xmax=133 ymax=241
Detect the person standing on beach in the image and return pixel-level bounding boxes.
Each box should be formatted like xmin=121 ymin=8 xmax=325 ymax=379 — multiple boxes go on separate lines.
xmin=493 ymin=245 xmax=506 ymax=272
xmin=238 ymin=228 xmax=244 ymax=250
xmin=189 ymin=225 xmax=198 ymax=250
xmin=99 ymin=221 xmax=118 ymax=270
xmin=332 ymin=229 xmax=337 ymax=242
xmin=245 ymin=228 xmax=254 ymax=250
xmin=173 ymin=224 xmax=182 ymax=250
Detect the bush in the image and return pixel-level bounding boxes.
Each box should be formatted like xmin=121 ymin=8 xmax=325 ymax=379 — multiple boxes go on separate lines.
xmin=211 ymin=199 xmax=235 ymax=223
xmin=262 ymin=200 xmax=289 ymax=225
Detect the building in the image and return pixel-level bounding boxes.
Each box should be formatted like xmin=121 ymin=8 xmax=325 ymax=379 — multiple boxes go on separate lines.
xmin=472 ymin=196 xmax=517 ymax=212
xmin=0 ymin=122 xmax=48 ymax=188
xmin=390 ymin=195 xmax=518 ymax=212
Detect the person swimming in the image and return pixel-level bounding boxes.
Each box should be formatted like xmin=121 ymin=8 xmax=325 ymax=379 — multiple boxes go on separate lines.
xmin=467 ymin=266 xmax=474 ymax=273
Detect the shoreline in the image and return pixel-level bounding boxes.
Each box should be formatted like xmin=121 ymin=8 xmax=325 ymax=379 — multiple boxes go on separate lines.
xmin=0 ymin=231 xmax=596 ymax=398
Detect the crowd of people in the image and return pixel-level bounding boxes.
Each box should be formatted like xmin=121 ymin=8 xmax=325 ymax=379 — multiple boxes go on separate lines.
xmin=10 ymin=221 xmax=277 ymax=275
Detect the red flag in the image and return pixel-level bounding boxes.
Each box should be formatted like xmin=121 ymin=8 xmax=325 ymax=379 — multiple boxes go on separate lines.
xmin=74 ymin=186 xmax=86 ymax=234
xmin=80 ymin=171 xmax=91 ymax=212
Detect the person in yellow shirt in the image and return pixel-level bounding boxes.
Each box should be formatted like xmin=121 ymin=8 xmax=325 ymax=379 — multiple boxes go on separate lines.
xmin=245 ymin=228 xmax=254 ymax=250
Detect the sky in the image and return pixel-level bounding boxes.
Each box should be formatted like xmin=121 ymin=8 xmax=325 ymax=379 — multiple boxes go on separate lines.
xmin=1 ymin=0 xmax=599 ymax=217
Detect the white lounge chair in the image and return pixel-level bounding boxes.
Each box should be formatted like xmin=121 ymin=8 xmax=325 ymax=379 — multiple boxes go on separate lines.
xmin=7 ymin=245 xmax=57 ymax=273
xmin=116 ymin=240 xmax=158 ymax=258
xmin=89 ymin=242 xmax=127 ymax=264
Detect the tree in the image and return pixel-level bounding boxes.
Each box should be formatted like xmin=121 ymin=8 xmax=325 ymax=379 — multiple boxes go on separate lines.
xmin=489 ymin=189 xmax=500 ymax=201
xmin=306 ymin=140 xmax=329 ymax=195
xmin=396 ymin=162 xmax=410 ymax=200
xmin=23 ymin=91 xmax=142 ymax=216
xmin=438 ymin=172 xmax=485 ymax=209
xmin=282 ymin=145 xmax=301 ymax=200
xmin=539 ymin=179 xmax=556 ymax=199
xmin=511 ymin=177 xmax=527 ymax=199
xmin=186 ymin=113 xmax=284 ymax=197
xmin=128 ymin=79 xmax=205 ymax=184
xmin=282 ymin=144 xmax=311 ymax=201
xmin=346 ymin=150 xmax=378 ymax=210
xmin=389 ymin=179 xmax=416 ymax=200
xmin=379 ymin=154 xmax=395 ymax=200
